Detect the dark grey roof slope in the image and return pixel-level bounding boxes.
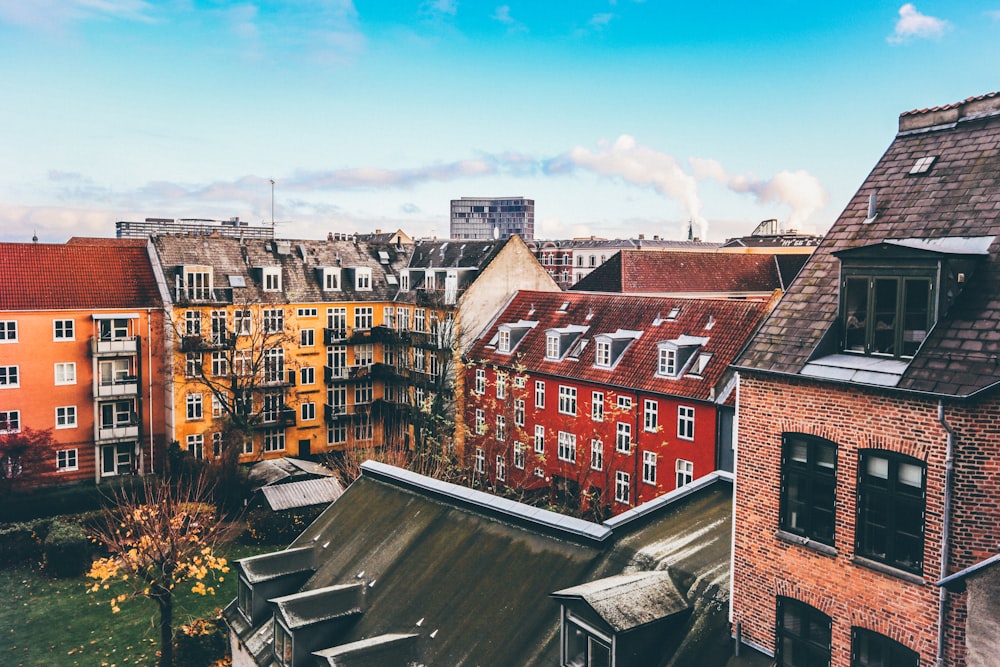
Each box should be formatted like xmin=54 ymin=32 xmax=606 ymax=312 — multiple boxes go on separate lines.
xmin=227 ymin=463 xmax=735 ymax=666
xmin=151 ymin=235 xmax=409 ymax=304
xmin=735 ymin=93 xmax=1000 ymax=397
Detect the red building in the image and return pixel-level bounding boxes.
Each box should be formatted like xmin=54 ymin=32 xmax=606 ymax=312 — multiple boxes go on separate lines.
xmin=731 ymin=92 xmax=1000 ymax=666
xmin=464 ymin=289 xmax=774 ymax=517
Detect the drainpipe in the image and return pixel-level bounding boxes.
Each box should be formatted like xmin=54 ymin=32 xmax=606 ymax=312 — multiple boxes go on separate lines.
xmin=147 ymin=309 xmax=155 ymax=475
xmin=730 ymin=373 xmax=740 ymax=641
xmin=936 ymin=401 xmax=955 ymax=667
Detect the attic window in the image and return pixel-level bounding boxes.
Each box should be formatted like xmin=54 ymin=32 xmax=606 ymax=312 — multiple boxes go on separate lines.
xmin=559 ymin=302 xmax=569 ymax=312
xmin=355 ymin=268 xmax=372 ymax=291
xmin=666 ymin=306 xmax=681 ymax=321
xmin=228 ymin=275 xmax=246 ymax=288
xmin=908 ymin=156 xmax=937 ymax=175
xmin=378 ymin=251 xmax=390 ymax=264
xmin=262 ymin=267 xmax=281 ymax=292
xmin=656 ymin=336 xmax=708 ymax=378
xmin=321 ymin=268 xmax=341 ymax=292
xmin=386 ymin=275 xmax=398 ymax=285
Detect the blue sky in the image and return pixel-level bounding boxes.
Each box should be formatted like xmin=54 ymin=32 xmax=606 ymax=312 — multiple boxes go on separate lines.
xmin=1 ymin=1 xmax=998 ymax=244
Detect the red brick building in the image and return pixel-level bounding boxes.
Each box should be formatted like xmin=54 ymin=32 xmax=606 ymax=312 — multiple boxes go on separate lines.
xmin=464 ymin=289 xmax=774 ymax=517
xmin=0 ymin=238 xmax=167 ymax=486
xmin=731 ymin=93 xmax=1000 ymax=665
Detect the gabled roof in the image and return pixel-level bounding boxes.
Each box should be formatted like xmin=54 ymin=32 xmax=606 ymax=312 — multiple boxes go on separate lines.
xmin=0 ymin=238 xmax=162 ymax=311
xmin=552 ymin=571 xmax=688 ymax=632
xmin=571 ymin=249 xmax=798 ymax=295
xmin=405 ymin=238 xmax=506 ymax=271
xmin=469 ymin=290 xmax=775 ymax=401
xmin=735 ymin=93 xmax=1000 ymax=398
xmin=226 ymin=462 xmax=736 ymax=666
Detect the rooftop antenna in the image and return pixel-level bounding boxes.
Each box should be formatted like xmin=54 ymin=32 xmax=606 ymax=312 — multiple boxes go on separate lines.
xmin=269 ymin=179 xmax=275 ymax=227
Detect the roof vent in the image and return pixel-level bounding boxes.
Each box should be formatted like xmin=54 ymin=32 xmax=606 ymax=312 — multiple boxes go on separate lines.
xmin=864 ymin=193 xmax=878 ymax=225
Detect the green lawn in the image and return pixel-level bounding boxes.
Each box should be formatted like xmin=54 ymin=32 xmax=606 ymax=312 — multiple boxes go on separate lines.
xmin=0 ymin=542 xmax=270 ymax=667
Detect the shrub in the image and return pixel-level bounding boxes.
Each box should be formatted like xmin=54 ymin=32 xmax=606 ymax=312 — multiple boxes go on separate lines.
xmin=173 ymin=611 xmax=227 ymax=667
xmin=242 ymin=505 xmax=324 ymax=545
xmin=0 ymin=521 xmax=44 ymax=568
xmin=42 ymin=520 xmax=91 ymax=578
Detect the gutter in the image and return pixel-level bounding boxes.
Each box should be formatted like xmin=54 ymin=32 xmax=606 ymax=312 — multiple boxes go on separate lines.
xmin=935 ymin=401 xmax=956 ymax=667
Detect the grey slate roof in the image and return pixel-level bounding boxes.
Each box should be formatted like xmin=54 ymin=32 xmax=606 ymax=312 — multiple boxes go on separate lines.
xmin=227 ymin=463 xmax=736 ymax=666
xmin=151 ymin=235 xmax=409 ymax=305
xmin=735 ymin=93 xmax=1000 ymax=398
xmin=552 ymin=571 xmax=688 ymax=632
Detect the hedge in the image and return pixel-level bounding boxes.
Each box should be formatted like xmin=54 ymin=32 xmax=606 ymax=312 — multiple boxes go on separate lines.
xmin=42 ymin=520 xmax=91 ymax=578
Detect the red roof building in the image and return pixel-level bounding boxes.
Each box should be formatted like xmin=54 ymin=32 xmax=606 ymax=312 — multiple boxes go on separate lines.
xmin=0 ymin=239 xmax=167 ymax=487
xmin=463 ymin=289 xmax=775 ymax=517
xmin=571 ymin=249 xmax=806 ymax=298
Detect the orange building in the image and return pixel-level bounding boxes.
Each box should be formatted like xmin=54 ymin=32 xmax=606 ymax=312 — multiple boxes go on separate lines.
xmin=0 ymin=238 xmax=166 ymax=486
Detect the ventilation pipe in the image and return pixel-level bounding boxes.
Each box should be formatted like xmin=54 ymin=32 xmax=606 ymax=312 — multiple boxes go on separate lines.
xmin=864 ymin=193 xmax=878 ymax=224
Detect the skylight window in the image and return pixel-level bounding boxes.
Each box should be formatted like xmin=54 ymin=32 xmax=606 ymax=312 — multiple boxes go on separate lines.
xmin=667 ymin=306 xmax=681 ymax=321
xmin=908 ymin=156 xmax=937 ymax=175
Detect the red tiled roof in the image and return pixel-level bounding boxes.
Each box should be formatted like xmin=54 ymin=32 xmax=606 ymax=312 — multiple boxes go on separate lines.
xmin=0 ymin=239 xmax=162 ymax=310
xmin=572 ymin=250 xmax=787 ymax=294
xmin=468 ymin=290 xmax=774 ymax=401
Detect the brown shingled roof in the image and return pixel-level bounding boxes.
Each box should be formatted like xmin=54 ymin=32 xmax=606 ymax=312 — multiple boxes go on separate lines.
xmin=572 ymin=249 xmax=789 ymax=295
xmin=736 ymin=93 xmax=1000 ymax=398
xmin=0 ymin=239 xmax=161 ymax=310
xmin=469 ymin=290 xmax=774 ymax=401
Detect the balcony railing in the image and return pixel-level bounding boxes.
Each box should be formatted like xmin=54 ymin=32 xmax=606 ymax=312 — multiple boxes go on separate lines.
xmin=253 ymin=408 xmax=296 ymax=430
xmin=91 ymin=336 xmax=139 ymax=356
xmin=180 ymin=334 xmax=236 ymax=353
xmin=96 ymin=421 xmax=140 ymax=442
xmin=324 ymin=328 xmax=348 ymax=345
xmin=94 ymin=377 xmax=139 ymax=398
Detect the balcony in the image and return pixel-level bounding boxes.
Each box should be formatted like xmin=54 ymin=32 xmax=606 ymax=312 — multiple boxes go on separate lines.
xmin=259 ymin=368 xmax=296 ymax=388
xmin=325 ymin=365 xmax=348 ymax=384
xmin=345 ymin=325 xmax=411 ymax=346
xmin=324 ymin=328 xmax=348 ymax=345
xmin=324 ymin=403 xmax=348 ymax=421
xmin=96 ymin=421 xmax=140 ymax=442
xmin=94 ymin=376 xmax=139 ymax=398
xmin=174 ymin=287 xmax=234 ymax=305
xmin=253 ymin=407 xmax=296 ymax=430
xmin=91 ymin=336 xmax=139 ymax=356
xmin=180 ymin=334 xmax=235 ymax=353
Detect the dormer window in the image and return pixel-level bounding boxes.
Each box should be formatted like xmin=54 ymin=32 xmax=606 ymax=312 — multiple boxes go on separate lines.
xmin=546 ymin=333 xmax=560 ymax=360
xmin=274 ymin=622 xmax=294 ymax=666
xmin=595 ymin=340 xmax=611 ymax=368
xmin=321 ymin=268 xmax=341 ymax=292
xmin=545 ymin=325 xmax=588 ymax=361
xmin=498 ymin=330 xmax=511 ymax=352
xmin=400 ymin=271 xmax=410 ymax=292
xmin=495 ymin=320 xmax=537 ymax=354
xmin=842 ymin=273 xmax=931 ymax=358
xmin=182 ymin=265 xmax=213 ymax=300
xmin=355 ymin=268 xmax=372 ymax=291
xmin=656 ymin=336 xmax=707 ymax=378
xmin=262 ymin=267 xmax=281 ymax=292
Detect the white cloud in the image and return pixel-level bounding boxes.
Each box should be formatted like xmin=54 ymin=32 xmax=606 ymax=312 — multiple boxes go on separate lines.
xmin=888 ymin=3 xmax=950 ymax=44
xmin=0 ymin=0 xmax=154 ymax=31
xmin=589 ymin=13 xmax=615 ymax=29
xmin=420 ymin=0 xmax=458 ymax=17
xmin=492 ymin=4 xmax=527 ymax=32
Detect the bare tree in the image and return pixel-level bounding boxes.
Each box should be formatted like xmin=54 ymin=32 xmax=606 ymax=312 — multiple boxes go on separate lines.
xmin=87 ymin=474 xmax=230 ymax=667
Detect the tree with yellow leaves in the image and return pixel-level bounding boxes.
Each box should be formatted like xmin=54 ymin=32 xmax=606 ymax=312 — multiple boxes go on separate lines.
xmin=87 ymin=475 xmax=230 ymax=667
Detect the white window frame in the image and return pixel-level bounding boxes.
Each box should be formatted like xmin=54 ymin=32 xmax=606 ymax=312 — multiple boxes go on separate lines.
xmin=644 ymin=399 xmax=658 ymax=432
xmin=300 ymin=328 xmax=315 ymax=347
xmin=513 ymin=442 xmax=525 ymax=469
xmin=678 ymin=405 xmax=695 ymax=441
xmin=0 ymin=365 xmax=19 ymax=388
xmin=514 ymin=399 xmax=525 ymax=427
xmin=475 ymin=368 xmax=486 ymax=394
xmin=615 ymin=471 xmax=630 ymax=504
xmin=474 ymin=447 xmax=485 ymax=474
xmin=658 ymin=347 xmax=677 ymax=377
xmin=186 ymin=393 xmax=203 ymax=421
xmin=55 ymin=405 xmax=77 ymax=429
xmin=592 ymin=391 xmax=604 ymax=421
xmin=497 ymin=329 xmax=511 ymax=353
xmin=642 ymin=451 xmax=657 ymax=485
xmin=534 ymin=424 xmax=545 ymax=454
xmin=534 ymin=380 xmax=545 ymax=409
xmin=617 ymin=396 xmax=632 ymax=411
xmin=496 ymin=454 xmax=506 ymax=482
xmin=354 ymin=306 xmax=373 ymax=330
xmin=0 ymin=410 xmax=20 ymax=433
xmin=475 ymin=409 xmax=486 ymax=434
xmin=355 ymin=267 xmax=372 ymax=291
xmin=558 ymin=385 xmax=577 ymax=416
xmin=301 ymin=402 xmax=316 ymax=422
xmin=234 ymin=309 xmax=252 ymax=336
xmin=496 ymin=372 xmax=507 ymax=400
xmin=676 ymin=459 xmax=694 ymax=488
xmin=263 ymin=308 xmax=284 ymax=334
xmin=616 ymin=422 xmax=631 ymax=453
xmin=263 ymin=428 xmax=285 ymax=452
xmin=300 ymin=366 xmax=316 ymax=386
xmin=594 ymin=340 xmax=611 ymax=368
xmin=0 ymin=320 xmax=18 ymax=342
xmin=53 ymin=319 xmax=75 ymax=341
xmin=545 ymin=333 xmax=560 ymax=360
xmin=56 ymin=448 xmax=78 ymax=471
xmin=262 ymin=267 xmax=281 ymax=292
xmin=297 ymin=307 xmax=318 ymax=318
xmin=322 ymin=268 xmax=341 ymax=292
xmin=557 ymin=431 xmax=577 ymax=463
xmin=54 ymin=362 xmax=76 ymax=385
xmin=496 ymin=414 xmax=506 ymax=441
xmin=591 ymin=439 xmax=603 ymax=471
xmin=186 ymin=434 xmax=205 ymax=459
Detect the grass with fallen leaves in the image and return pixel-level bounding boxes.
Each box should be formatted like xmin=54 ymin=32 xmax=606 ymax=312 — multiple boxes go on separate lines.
xmin=0 ymin=542 xmax=267 ymax=667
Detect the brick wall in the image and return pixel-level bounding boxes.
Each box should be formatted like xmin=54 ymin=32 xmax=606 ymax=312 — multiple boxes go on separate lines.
xmin=733 ymin=372 xmax=1000 ymax=665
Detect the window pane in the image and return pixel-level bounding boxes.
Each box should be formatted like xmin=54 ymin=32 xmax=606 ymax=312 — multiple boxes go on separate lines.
xmin=844 ymin=278 xmax=868 ymax=352
xmin=901 ymin=279 xmax=930 ymax=357
xmin=872 ymin=278 xmax=898 ymax=355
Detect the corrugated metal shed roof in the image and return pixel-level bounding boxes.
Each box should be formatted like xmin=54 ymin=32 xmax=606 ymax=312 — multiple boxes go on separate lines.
xmin=260 ymin=477 xmax=344 ymax=511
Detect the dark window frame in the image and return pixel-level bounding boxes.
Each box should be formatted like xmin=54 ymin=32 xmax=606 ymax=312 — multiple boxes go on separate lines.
xmin=776 ymin=597 xmax=832 ymax=667
xmin=779 ymin=433 xmax=837 ymax=546
xmin=840 ymin=266 xmax=934 ymax=359
xmin=856 ymin=450 xmax=926 ymax=574
xmin=851 ymin=627 xmax=919 ymax=667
